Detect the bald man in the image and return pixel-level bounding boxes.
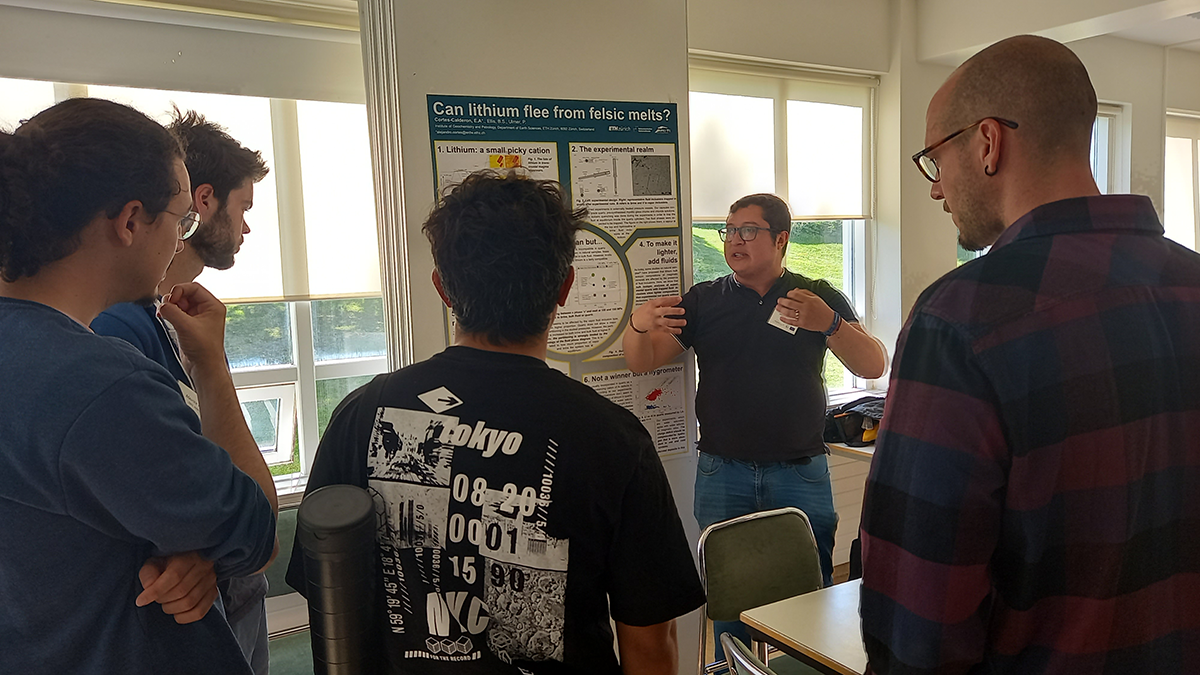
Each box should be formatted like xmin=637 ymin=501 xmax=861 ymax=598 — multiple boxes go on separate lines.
xmin=861 ymin=36 xmax=1200 ymax=674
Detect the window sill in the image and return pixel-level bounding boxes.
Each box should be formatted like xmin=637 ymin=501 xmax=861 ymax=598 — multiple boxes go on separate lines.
xmin=827 ymin=386 xmax=884 ymax=408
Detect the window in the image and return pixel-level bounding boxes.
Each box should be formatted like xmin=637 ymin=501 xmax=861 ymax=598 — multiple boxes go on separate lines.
xmin=0 ymin=78 xmax=387 ymax=496
xmin=0 ymin=77 xmax=56 ymax=130
xmin=1166 ymin=113 xmax=1200 ymax=251
xmin=956 ymin=105 xmax=1127 ymax=265
xmin=1091 ymin=103 xmax=1126 ymax=195
xmin=689 ymin=61 xmax=875 ymax=391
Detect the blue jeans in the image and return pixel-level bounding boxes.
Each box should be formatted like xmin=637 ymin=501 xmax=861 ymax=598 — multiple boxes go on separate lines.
xmin=694 ymin=451 xmax=838 ymax=664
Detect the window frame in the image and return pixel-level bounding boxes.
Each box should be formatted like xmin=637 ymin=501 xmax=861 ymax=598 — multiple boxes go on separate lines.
xmin=234 ymin=383 xmax=298 ymax=466
xmin=1093 ymin=102 xmax=1128 ymax=195
xmin=228 ymin=298 xmax=388 ymax=496
xmin=1165 ymin=111 xmax=1200 ymax=251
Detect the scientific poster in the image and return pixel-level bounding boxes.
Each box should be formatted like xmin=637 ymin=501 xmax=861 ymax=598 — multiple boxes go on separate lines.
xmin=428 ymin=94 xmax=687 ymax=455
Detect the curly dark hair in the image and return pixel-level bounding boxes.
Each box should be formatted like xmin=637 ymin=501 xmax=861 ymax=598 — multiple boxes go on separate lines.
xmin=422 ymin=170 xmax=586 ymax=345
xmin=168 ymin=108 xmax=268 ymax=205
xmin=0 ymin=98 xmax=183 ymax=282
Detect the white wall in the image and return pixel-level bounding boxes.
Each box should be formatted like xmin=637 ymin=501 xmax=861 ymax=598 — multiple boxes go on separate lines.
xmin=1168 ymin=48 xmax=1200 ymax=113
xmin=0 ymin=3 xmax=365 ymax=102
xmin=875 ymin=0 xmax=957 ymax=351
xmin=687 ymin=0 xmax=891 ymax=73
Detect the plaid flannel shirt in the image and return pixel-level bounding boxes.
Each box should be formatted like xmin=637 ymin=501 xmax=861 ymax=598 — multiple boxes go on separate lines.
xmin=861 ymin=195 xmax=1200 ymax=675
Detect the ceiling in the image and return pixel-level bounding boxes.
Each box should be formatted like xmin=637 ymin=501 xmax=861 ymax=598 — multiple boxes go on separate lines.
xmin=7 ymin=1 xmax=1200 ymax=54
xmin=1112 ymin=11 xmax=1200 ymax=52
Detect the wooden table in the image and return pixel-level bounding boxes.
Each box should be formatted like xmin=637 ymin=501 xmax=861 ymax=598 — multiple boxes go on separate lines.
xmin=827 ymin=441 xmax=874 ymax=462
xmin=741 ymin=580 xmax=867 ymax=675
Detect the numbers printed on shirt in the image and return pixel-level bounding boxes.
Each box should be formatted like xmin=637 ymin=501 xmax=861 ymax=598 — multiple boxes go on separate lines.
xmin=449 ymin=555 xmax=478 ymax=584
xmin=451 ymin=473 xmax=539 ymax=517
xmin=490 ymin=561 xmax=526 ymax=592
xmin=447 ymin=513 xmax=520 ymax=554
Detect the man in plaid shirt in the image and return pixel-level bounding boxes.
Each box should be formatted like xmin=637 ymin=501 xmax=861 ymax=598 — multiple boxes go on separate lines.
xmin=861 ymin=35 xmax=1200 ymax=674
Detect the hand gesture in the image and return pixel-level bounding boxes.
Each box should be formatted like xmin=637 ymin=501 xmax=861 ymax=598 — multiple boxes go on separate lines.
xmin=136 ymin=551 xmax=219 ymax=625
xmin=158 ymin=282 xmax=228 ymax=375
xmin=630 ymin=296 xmax=687 ymax=335
xmin=776 ymin=289 xmax=835 ymax=332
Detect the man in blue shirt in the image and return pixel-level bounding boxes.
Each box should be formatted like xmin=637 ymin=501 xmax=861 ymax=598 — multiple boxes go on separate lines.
xmin=0 ymin=98 xmax=277 ymax=674
xmin=92 ymin=109 xmax=272 ymax=674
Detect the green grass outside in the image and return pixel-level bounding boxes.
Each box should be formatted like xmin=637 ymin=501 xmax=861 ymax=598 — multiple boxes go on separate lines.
xmin=267 ymin=374 xmax=376 ymax=477
xmin=691 ymin=223 xmax=851 ymax=389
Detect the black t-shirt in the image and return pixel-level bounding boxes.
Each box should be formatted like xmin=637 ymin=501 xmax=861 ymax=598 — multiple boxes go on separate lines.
xmin=286 ymin=346 xmax=704 ymax=675
xmin=676 ymin=270 xmax=858 ymax=462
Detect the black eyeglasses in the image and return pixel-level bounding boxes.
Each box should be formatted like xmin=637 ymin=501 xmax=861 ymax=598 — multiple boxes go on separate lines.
xmin=912 ymin=117 xmax=1019 ymax=182
xmin=718 ymin=225 xmax=775 ymax=242
xmin=164 ymin=208 xmax=202 ymax=240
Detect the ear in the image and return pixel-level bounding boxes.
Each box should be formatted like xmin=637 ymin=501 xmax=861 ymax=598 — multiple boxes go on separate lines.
xmin=193 ymin=184 xmax=218 ymax=219
xmin=432 ymin=269 xmax=452 ymax=308
xmin=978 ymin=119 xmax=1006 ymax=176
xmin=110 ymin=200 xmax=146 ymax=248
xmin=557 ymin=267 xmax=575 ymax=307
xmin=776 ymin=229 xmax=789 ymax=252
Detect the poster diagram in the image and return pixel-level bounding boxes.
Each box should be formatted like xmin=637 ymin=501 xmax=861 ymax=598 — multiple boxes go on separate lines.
xmin=582 ymin=364 xmax=688 ymax=455
xmin=569 ymin=143 xmax=678 ymax=244
xmin=574 ymin=156 xmax=617 ymax=199
xmin=547 ymin=227 xmax=628 ymax=356
xmin=433 ymin=141 xmax=559 ymax=191
xmin=428 ymin=95 xmax=687 ymax=457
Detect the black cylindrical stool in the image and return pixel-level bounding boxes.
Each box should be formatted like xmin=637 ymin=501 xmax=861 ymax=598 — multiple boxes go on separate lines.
xmin=296 ymin=484 xmax=377 ymax=675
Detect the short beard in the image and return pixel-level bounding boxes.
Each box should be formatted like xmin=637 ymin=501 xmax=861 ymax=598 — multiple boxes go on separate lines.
xmin=133 ymin=294 xmax=159 ymax=308
xmin=953 ymin=165 xmax=1006 ymax=251
xmin=188 ymin=207 xmax=238 ymax=270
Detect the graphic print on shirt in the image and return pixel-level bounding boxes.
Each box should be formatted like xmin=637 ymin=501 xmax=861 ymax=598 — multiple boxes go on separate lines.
xmin=367 ymin=405 xmax=568 ymax=666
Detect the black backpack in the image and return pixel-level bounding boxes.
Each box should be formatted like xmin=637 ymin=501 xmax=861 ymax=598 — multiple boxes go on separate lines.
xmin=822 ymin=395 xmax=886 ymax=447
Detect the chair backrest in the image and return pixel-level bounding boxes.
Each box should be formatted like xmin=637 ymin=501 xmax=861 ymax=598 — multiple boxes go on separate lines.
xmin=721 ymin=633 xmax=775 ymax=675
xmin=698 ymin=507 xmax=823 ymax=622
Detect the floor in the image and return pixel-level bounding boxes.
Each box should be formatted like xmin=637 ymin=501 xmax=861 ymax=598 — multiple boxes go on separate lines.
xmin=267 ymin=631 xmax=313 ymax=675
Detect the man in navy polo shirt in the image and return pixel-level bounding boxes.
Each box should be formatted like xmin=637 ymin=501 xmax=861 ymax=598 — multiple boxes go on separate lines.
xmin=624 ymin=193 xmax=887 ymax=654
xmin=92 ymin=109 xmax=271 ymax=675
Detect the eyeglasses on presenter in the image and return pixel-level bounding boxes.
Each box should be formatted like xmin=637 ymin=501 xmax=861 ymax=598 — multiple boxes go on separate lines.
xmin=911 ymin=117 xmax=1019 ymax=182
xmin=718 ymin=225 xmax=776 ymax=242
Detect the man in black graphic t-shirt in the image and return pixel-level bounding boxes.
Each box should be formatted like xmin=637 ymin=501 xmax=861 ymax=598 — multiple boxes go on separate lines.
xmin=287 ymin=171 xmax=705 ymax=675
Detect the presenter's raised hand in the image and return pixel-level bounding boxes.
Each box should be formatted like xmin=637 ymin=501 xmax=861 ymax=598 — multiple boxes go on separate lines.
xmin=158 ymin=281 xmax=228 ymax=376
xmin=630 ymin=296 xmax=687 ymax=335
xmin=135 ymin=551 xmax=219 ymax=624
xmin=776 ymin=289 xmax=836 ymax=332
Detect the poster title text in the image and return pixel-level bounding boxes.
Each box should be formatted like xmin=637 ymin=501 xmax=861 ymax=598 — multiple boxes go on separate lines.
xmin=433 ymin=101 xmax=672 ymax=123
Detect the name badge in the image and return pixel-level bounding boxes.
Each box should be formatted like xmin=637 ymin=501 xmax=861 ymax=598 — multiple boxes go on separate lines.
xmin=178 ymin=381 xmax=202 ymax=418
xmin=767 ymin=308 xmax=799 ymax=334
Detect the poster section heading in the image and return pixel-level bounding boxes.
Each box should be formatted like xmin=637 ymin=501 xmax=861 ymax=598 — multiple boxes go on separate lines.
xmin=428 ymin=95 xmax=677 ymax=141
xmin=582 ymin=364 xmax=687 ymax=455
xmin=434 ymin=141 xmax=559 ymax=191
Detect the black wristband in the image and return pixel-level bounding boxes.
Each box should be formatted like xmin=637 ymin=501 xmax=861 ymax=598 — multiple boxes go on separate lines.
xmin=629 ymin=315 xmax=648 ymax=334
xmin=822 ymin=311 xmax=842 ymax=338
